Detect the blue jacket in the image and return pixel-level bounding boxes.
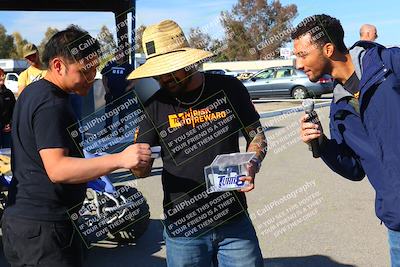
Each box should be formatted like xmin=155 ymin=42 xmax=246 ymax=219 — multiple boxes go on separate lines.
xmin=320 ymin=41 xmax=400 ymax=231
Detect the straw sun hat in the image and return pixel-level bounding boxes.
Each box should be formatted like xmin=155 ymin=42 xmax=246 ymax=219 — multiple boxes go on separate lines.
xmin=127 ymin=20 xmax=214 ymax=80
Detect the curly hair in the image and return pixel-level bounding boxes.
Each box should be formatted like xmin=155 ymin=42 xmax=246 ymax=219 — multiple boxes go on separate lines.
xmin=291 ymin=14 xmax=348 ymax=53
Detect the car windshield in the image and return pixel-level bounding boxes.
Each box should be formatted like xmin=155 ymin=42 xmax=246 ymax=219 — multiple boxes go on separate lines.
xmin=275 ymin=68 xmax=293 ymax=78
xmin=254 ymin=69 xmax=274 ymax=79
xmin=7 ymin=74 xmax=18 ymax=81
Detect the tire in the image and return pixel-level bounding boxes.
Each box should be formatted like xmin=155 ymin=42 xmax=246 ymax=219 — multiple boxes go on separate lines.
xmin=76 ymin=186 xmax=150 ymax=246
xmin=0 ymin=191 xmax=6 ymax=220
xmin=291 ymin=86 xmax=308 ymax=99
xmin=109 ymin=186 xmax=150 ymax=244
xmin=0 ymin=191 xmax=6 ymax=239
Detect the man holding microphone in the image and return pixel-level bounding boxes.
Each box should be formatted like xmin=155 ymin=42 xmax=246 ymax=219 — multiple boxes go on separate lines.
xmin=293 ymin=14 xmax=400 ymax=266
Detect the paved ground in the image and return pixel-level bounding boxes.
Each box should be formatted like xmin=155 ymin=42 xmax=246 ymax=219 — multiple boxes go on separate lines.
xmin=252 ymin=94 xmax=333 ymax=113
xmin=0 ymin=100 xmax=390 ymax=267
xmin=85 ymin=103 xmax=389 ymax=267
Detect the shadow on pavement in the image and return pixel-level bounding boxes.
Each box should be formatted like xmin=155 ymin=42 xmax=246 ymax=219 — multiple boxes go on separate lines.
xmin=109 ymin=167 xmax=163 ymax=181
xmin=0 ymin=241 xmax=357 ymax=267
xmin=264 ymin=254 xmax=356 ymax=267
xmin=84 ymin=219 xmax=166 ymax=267
xmin=149 ymin=167 xmax=163 ymax=177
xmin=0 ymin=243 xmax=9 ymax=267
xmin=238 ymin=126 xmax=283 ymax=137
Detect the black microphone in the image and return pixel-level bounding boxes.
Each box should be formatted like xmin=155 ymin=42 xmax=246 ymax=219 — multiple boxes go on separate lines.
xmin=302 ymin=99 xmax=320 ymax=158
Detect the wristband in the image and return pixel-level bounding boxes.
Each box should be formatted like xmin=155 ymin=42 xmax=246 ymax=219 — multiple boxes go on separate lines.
xmin=250 ymin=157 xmax=262 ymax=173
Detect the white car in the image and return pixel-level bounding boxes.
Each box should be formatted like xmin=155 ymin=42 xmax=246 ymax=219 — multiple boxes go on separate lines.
xmin=204 ymin=69 xmax=239 ymax=77
xmin=4 ymin=73 xmax=19 ymax=94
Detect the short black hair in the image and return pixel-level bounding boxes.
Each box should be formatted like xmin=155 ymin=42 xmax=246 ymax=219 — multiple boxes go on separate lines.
xmin=42 ymin=25 xmax=101 ymax=69
xmin=291 ymin=14 xmax=347 ymax=53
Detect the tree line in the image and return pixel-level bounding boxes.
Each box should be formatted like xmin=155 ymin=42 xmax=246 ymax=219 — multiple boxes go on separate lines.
xmin=0 ymin=0 xmax=297 ymax=62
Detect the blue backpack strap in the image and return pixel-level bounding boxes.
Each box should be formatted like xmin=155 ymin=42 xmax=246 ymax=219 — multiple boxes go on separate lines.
xmin=381 ymin=47 xmax=400 ymax=79
xmin=351 ymin=41 xmax=399 ymax=79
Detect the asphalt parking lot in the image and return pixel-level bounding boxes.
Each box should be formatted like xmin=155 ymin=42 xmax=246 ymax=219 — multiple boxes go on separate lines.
xmin=81 ymin=99 xmax=389 ymax=267
xmin=0 ymin=98 xmax=389 ymax=267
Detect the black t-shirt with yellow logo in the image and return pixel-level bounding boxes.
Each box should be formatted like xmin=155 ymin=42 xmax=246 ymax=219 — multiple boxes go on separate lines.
xmin=137 ymin=73 xmax=260 ymax=236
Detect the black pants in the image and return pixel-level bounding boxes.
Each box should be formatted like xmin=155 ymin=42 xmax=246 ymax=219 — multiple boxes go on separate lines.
xmin=2 ymin=214 xmax=83 ymax=267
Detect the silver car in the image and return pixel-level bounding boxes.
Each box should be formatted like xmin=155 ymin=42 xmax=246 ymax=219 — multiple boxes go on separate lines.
xmin=242 ymin=66 xmax=333 ymax=99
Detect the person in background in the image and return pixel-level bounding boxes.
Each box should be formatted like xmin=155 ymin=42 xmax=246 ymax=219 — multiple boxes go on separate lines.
xmin=17 ymin=43 xmax=46 ymax=95
xmin=359 ymin=24 xmax=378 ymax=41
xmin=101 ymin=49 xmax=134 ymax=134
xmin=0 ymin=68 xmax=16 ymax=148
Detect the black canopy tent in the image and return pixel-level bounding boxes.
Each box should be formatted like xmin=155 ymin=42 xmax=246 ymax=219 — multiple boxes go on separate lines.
xmin=0 ymin=0 xmax=138 ymax=116
xmin=0 ymin=0 xmax=131 ymax=11
xmin=0 ymin=0 xmax=137 ymax=64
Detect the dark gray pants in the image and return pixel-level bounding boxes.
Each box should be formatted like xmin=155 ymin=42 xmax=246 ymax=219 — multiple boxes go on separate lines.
xmin=2 ymin=215 xmax=83 ymax=267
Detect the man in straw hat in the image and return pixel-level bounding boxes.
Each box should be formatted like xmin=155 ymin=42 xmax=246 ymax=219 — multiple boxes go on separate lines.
xmin=130 ymin=20 xmax=266 ymax=267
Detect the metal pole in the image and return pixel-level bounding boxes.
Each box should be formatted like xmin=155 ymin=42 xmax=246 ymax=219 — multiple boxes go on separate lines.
xmin=130 ymin=0 xmax=136 ymax=68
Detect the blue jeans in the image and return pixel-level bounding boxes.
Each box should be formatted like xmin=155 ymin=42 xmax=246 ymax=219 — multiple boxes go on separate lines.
xmin=389 ymin=229 xmax=400 ymax=267
xmin=163 ymin=214 xmax=263 ymax=267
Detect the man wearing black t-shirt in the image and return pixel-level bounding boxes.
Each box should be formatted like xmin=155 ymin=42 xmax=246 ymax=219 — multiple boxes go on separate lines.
xmin=2 ymin=26 xmax=152 ymax=267
xmin=129 ymin=20 xmax=267 ymax=267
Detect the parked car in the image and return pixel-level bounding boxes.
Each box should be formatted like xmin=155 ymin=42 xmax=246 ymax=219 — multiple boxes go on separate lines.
xmin=4 ymin=72 xmax=19 ymax=94
xmin=236 ymin=72 xmax=257 ymax=81
xmin=204 ymin=69 xmax=239 ymax=77
xmin=242 ymin=66 xmax=333 ymax=99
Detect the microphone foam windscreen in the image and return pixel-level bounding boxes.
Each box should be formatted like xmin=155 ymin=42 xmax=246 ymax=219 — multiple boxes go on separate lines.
xmin=302 ymin=99 xmax=314 ymax=113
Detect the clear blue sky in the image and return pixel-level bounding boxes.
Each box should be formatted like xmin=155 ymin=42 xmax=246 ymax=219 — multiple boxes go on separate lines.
xmin=0 ymin=0 xmax=398 ymax=48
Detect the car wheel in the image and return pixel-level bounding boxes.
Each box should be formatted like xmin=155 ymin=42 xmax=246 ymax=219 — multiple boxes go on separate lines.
xmin=291 ymin=86 xmax=308 ymax=99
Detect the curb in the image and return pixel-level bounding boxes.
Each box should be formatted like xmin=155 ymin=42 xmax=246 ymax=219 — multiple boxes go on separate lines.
xmin=258 ymin=102 xmax=331 ymax=119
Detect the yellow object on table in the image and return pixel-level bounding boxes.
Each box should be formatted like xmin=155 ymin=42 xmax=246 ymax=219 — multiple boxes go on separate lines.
xmin=0 ymin=154 xmax=11 ymax=175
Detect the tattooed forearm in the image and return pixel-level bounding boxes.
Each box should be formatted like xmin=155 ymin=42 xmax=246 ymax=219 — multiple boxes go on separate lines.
xmin=245 ymin=121 xmax=267 ymax=161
